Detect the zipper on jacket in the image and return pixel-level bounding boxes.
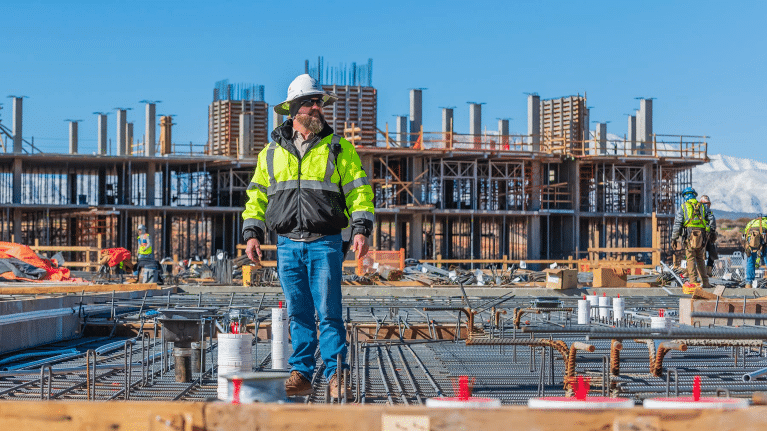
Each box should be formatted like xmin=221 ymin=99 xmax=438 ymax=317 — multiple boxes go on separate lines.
xmin=297 ymin=156 xmax=304 ymax=238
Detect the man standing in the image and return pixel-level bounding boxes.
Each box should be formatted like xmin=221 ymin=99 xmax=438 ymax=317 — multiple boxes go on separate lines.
xmin=242 ymin=74 xmax=374 ymax=398
xmin=136 ymin=224 xmax=153 ymax=261
xmin=670 ymin=187 xmax=713 ymax=288
xmin=698 ymin=195 xmax=718 ymax=277
xmin=743 ymin=216 xmax=767 ymax=289
xmin=135 ymin=224 xmax=160 ymax=282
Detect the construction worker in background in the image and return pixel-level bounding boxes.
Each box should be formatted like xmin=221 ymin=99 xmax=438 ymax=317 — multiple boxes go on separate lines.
xmin=698 ymin=195 xmax=718 ymax=277
xmin=670 ymin=187 xmax=713 ymax=288
xmin=242 ymin=74 xmax=374 ymax=399
xmin=134 ymin=224 xmax=161 ymax=283
xmin=136 ymin=224 xmax=153 ymax=261
xmin=742 ymin=215 xmax=767 ymax=289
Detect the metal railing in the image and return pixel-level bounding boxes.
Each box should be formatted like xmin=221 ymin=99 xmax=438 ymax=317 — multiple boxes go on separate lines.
xmin=347 ymin=127 xmax=708 ymax=161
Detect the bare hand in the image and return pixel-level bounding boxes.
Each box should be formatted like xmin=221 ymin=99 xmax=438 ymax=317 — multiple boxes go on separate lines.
xmin=246 ymin=238 xmax=262 ymax=263
xmin=350 ymin=234 xmax=369 ymax=259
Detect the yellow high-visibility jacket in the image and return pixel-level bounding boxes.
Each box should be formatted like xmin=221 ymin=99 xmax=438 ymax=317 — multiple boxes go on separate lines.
xmin=242 ymin=120 xmax=374 ymax=243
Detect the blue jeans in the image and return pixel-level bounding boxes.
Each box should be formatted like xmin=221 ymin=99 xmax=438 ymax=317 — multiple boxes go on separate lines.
xmin=276 ymin=234 xmax=346 ymax=380
xmin=745 ymin=248 xmax=767 ymax=284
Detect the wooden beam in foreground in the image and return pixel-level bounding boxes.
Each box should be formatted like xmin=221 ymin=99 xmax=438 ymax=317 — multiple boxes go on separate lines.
xmin=3 ymin=400 xmax=767 ymax=430
xmin=0 ymin=283 xmax=165 ymax=295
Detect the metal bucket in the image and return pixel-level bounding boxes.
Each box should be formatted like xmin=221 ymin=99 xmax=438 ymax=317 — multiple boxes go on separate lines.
xmin=219 ymin=371 xmax=291 ymax=403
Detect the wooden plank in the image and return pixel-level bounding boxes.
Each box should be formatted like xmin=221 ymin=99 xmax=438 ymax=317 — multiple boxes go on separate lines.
xmin=4 ymin=399 xmax=767 ymax=431
xmin=30 ymin=246 xmax=99 ymax=252
xmin=679 ymin=297 xmax=767 ymax=326
xmin=205 ymin=403 xmax=767 ymax=431
xmin=588 ymin=247 xmax=659 ymax=253
xmin=0 ymin=283 xmax=164 ymax=295
xmin=0 ymin=400 xmax=205 ymax=431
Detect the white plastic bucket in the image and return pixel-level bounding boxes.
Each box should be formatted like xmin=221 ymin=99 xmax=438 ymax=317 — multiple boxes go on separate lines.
xmin=612 ymin=297 xmax=624 ymax=321
xmin=271 ymin=308 xmax=289 ymax=370
xmin=577 ymin=300 xmax=591 ymax=325
xmin=650 ymin=316 xmax=669 ymax=329
xmin=586 ymin=295 xmax=599 ymax=319
xmin=598 ymin=296 xmax=610 ymax=320
xmin=217 ymin=333 xmax=254 ymax=400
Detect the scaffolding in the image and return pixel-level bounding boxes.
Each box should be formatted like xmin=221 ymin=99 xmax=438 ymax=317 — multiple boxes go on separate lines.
xmin=0 ymin=92 xmax=707 ymax=267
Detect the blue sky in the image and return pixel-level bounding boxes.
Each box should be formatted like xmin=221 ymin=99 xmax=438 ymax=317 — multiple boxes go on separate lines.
xmin=1 ymin=0 xmax=765 ymax=160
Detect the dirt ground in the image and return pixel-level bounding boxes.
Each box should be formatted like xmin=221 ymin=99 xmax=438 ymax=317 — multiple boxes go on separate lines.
xmin=716 ymin=217 xmax=752 ymax=254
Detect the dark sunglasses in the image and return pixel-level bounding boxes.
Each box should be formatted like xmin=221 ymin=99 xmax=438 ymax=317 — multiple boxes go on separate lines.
xmin=298 ymin=98 xmax=324 ymax=108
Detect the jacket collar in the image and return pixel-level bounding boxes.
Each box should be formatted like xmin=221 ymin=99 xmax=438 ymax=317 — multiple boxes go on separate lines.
xmin=272 ymin=118 xmax=334 ymax=155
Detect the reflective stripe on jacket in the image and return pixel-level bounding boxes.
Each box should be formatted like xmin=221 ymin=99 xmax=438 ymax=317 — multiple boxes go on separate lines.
xmin=242 ymin=120 xmax=374 ymax=243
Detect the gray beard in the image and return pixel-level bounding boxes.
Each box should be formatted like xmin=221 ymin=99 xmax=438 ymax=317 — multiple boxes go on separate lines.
xmin=295 ymin=113 xmax=324 ymax=134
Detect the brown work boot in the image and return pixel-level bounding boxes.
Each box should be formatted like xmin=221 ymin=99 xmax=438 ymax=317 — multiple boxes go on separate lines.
xmin=285 ymin=371 xmax=312 ymax=397
xmin=706 ymin=266 xmax=714 ymax=277
xmin=745 ymin=283 xmax=754 ymax=289
xmin=328 ymin=372 xmax=352 ymax=400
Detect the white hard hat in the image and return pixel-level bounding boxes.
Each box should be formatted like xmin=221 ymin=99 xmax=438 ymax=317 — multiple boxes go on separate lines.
xmin=274 ymin=74 xmax=337 ymax=116
xmin=137 ymin=224 xmax=147 ymax=232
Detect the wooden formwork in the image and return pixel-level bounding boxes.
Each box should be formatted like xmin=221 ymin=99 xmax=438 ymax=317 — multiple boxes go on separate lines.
xmin=4 ymin=400 xmax=767 ymax=430
xmin=540 ymin=95 xmax=588 ymax=153
xmin=208 ymin=100 xmax=269 ymax=156
xmin=324 ymin=85 xmax=377 ymax=146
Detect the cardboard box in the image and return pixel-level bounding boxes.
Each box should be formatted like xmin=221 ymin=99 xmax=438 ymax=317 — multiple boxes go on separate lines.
xmin=543 ymin=268 xmax=578 ymax=289
xmin=592 ymin=267 xmax=628 ymax=287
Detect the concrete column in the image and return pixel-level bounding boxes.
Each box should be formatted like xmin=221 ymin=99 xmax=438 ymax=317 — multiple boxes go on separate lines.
xmin=145 ymin=103 xmax=156 ymax=157
xmin=238 ymin=112 xmax=252 ymax=158
xmin=12 ymin=157 xmax=21 ymax=242
xmin=582 ymin=107 xmax=591 ymax=154
xmin=272 ymin=110 xmax=283 ymax=131
xmin=68 ymin=121 xmax=78 ymax=154
xmin=643 ymin=163 xmax=654 ymax=214
xmin=409 ymin=215 xmax=423 ymax=259
xmin=572 ymin=159 xmax=581 ymax=257
xmin=527 ymin=95 xmax=540 ymax=152
xmin=472 ymin=216 xmax=481 ymax=260
xmin=637 ymin=99 xmax=652 ymax=153
xmin=116 ymin=109 xmax=127 ymax=156
xmin=396 ymin=115 xmax=408 ymax=147
xmin=596 ymin=122 xmax=607 ymax=154
xmin=498 ymin=119 xmax=509 ymax=149
xmin=160 ymin=116 xmax=172 ymax=154
xmin=441 ymin=108 xmax=453 ymax=133
xmin=12 ymin=158 xmax=21 ymax=204
xmin=469 ymin=103 xmax=482 ymax=137
xmin=68 ymin=167 xmax=77 ymax=205
xmin=97 ymin=114 xmax=108 ymax=155
xmin=530 ymin=160 xmax=542 ymax=211
xmin=146 ymin=162 xmax=156 ymax=207
xmin=627 ymin=115 xmax=637 ymax=153
xmin=12 ymin=97 xmax=23 ymax=153
xmin=409 ymin=89 xmax=422 ymax=146
xmin=126 ymin=122 xmax=133 ymax=155
xmin=442 ymin=108 xmax=454 ymax=148
xmin=528 ymin=159 xmax=542 ymax=265
xmin=498 ymin=119 xmax=509 ymax=137
xmin=642 ymin=163 xmax=654 ymax=247
xmin=527 ymin=216 xmax=541 ymax=263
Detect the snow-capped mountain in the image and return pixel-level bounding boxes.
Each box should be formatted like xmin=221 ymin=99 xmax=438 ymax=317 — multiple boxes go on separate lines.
xmin=693 ymin=154 xmax=767 ymax=217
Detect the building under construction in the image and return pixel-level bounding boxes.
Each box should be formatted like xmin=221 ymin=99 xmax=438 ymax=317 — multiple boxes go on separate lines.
xmin=0 ymin=60 xmax=706 ymax=266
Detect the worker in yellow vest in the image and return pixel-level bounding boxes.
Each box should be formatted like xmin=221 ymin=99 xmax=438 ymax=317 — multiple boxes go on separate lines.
xmin=136 ymin=224 xmax=153 ymax=261
xmin=670 ymin=187 xmax=713 ymax=288
xmin=743 ymin=216 xmax=767 ymax=289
